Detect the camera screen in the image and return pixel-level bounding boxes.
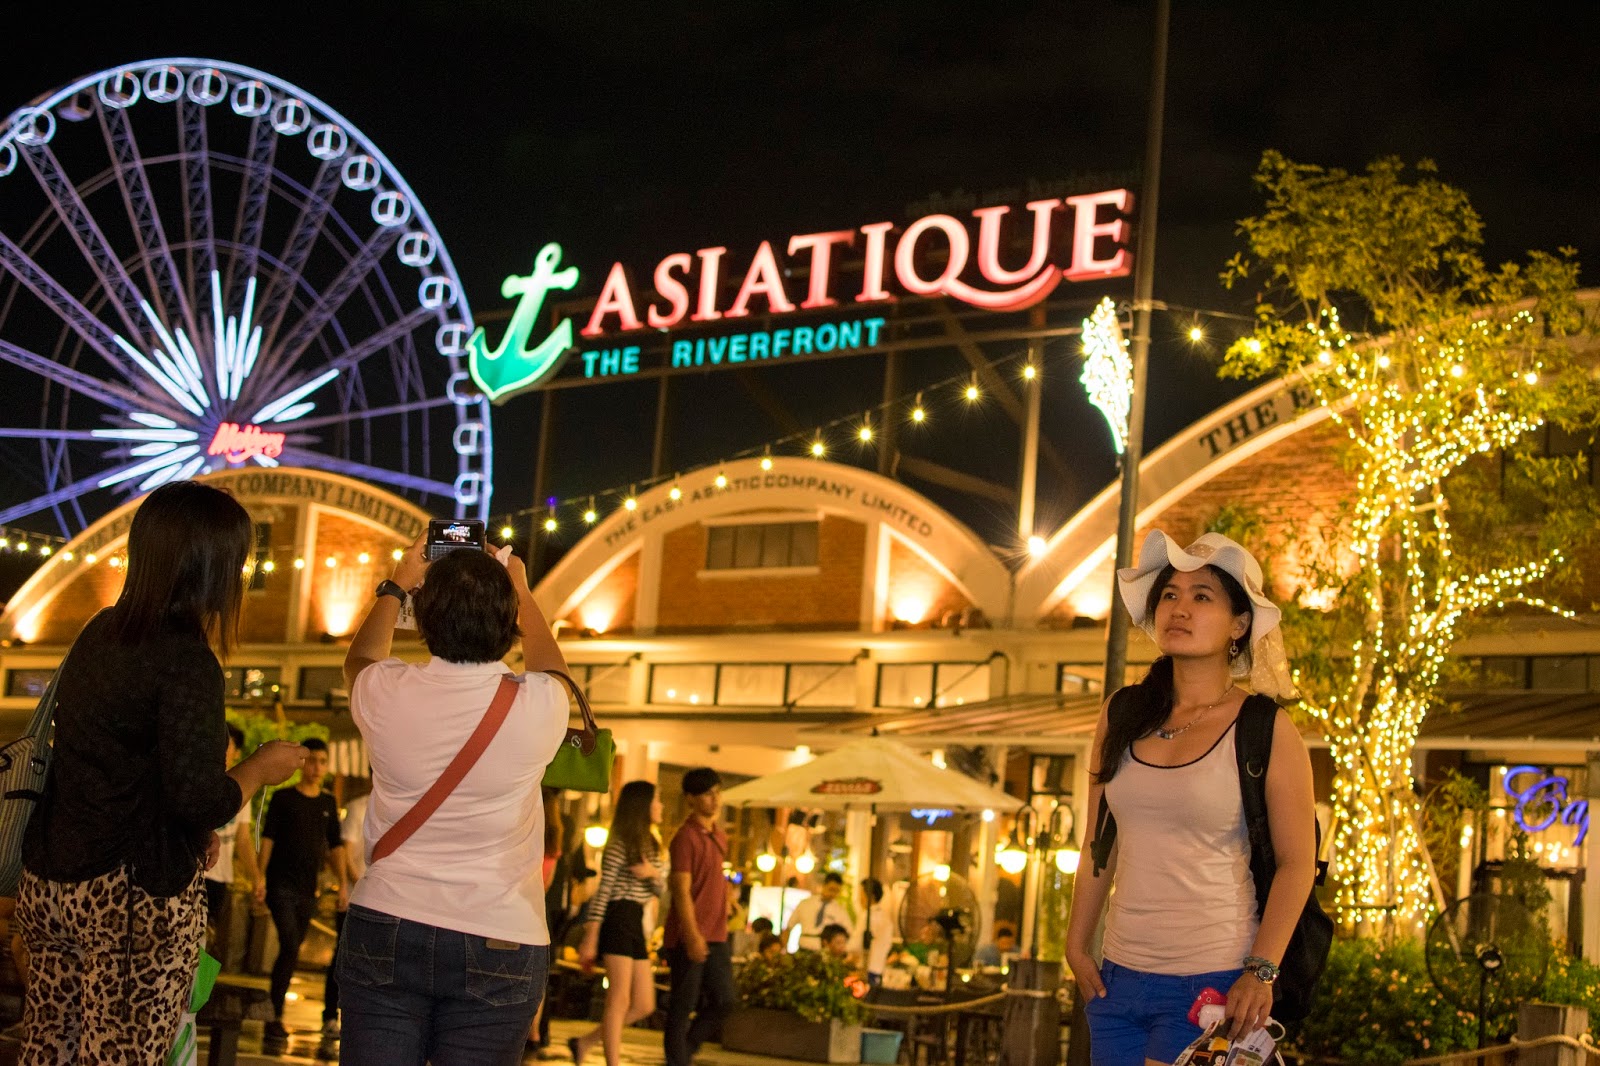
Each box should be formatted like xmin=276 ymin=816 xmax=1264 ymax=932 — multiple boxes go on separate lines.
xmin=425 ymin=519 xmax=485 ymax=560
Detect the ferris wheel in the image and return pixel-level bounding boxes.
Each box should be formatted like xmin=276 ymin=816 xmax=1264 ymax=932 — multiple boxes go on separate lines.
xmin=0 ymin=58 xmax=491 ymax=535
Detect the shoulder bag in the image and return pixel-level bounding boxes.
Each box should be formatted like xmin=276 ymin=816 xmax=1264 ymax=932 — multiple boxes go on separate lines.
xmin=541 ymin=670 xmax=615 ymax=793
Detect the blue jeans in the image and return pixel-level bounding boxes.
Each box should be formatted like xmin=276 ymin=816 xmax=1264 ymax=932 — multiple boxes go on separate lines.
xmin=664 ymin=941 xmax=736 ymax=1066
xmin=1083 ymin=959 xmax=1244 ymax=1066
xmin=336 ymin=904 xmax=549 ymax=1066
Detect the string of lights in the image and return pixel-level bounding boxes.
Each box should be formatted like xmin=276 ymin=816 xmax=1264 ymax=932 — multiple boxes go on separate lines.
xmin=1270 ymin=304 xmax=1571 ymax=933
xmin=483 ymin=301 xmax=1257 ymax=539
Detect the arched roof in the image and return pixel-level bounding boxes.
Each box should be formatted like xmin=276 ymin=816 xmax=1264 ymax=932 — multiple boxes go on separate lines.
xmin=534 ymin=455 xmax=1013 ymax=621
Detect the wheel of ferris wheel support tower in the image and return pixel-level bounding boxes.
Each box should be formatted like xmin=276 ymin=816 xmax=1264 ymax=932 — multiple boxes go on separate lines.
xmin=0 ymin=58 xmax=491 ymax=535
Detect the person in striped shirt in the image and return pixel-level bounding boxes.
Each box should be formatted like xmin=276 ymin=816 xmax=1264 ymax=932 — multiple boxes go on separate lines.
xmin=571 ymin=781 xmax=665 ymax=1065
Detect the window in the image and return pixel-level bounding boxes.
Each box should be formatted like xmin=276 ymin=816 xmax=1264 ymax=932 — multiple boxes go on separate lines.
xmin=224 ymin=666 xmax=281 ymax=701
xmin=1478 ymin=657 xmax=1527 ymax=691
xmin=249 ymin=522 xmax=272 ymax=590
xmin=877 ymin=664 xmax=935 ymax=709
xmin=717 ymin=664 xmax=787 ymax=706
xmin=787 ymin=663 xmax=858 ymax=707
xmin=568 ymin=663 xmax=632 ymax=704
xmin=933 ymin=662 xmax=990 ymax=707
xmin=876 ymin=662 xmax=992 ymax=709
xmin=1057 ymin=664 xmax=1105 ymax=696
xmin=650 ymin=664 xmax=718 ymax=706
xmin=298 ymin=666 xmax=346 ymax=704
xmin=705 ymin=521 xmax=819 ymax=571
xmin=1530 ymin=657 xmax=1589 ymax=692
xmin=4 ymin=669 xmax=54 ymax=699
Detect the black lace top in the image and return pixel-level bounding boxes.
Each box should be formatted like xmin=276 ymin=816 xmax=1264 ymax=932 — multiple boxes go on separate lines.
xmin=23 ymin=611 xmax=244 ymax=896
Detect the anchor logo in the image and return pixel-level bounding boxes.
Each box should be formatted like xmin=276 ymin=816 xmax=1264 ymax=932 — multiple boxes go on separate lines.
xmin=466 ymin=242 xmax=580 ymax=402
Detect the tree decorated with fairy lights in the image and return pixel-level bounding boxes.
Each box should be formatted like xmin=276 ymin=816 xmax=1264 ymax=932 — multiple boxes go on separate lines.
xmin=1220 ymin=153 xmax=1599 ymax=934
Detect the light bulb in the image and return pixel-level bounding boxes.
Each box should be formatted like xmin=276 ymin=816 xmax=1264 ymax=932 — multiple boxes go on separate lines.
xmin=1055 ymin=848 xmax=1081 ymax=874
xmin=584 ymin=824 xmax=609 ymax=849
xmin=262 ymin=560 xmax=276 ymax=573
xmin=858 ymin=425 xmax=873 ymax=442
xmin=965 ymin=384 xmax=979 ymax=401
xmin=62 ymin=551 xmax=74 ymax=561
xmin=1188 ymin=326 xmax=1204 ymax=343
xmin=544 ymin=517 xmax=558 ymax=532
xmin=981 ymin=809 xmax=995 ymax=823
xmin=912 ymin=406 xmax=926 ymax=423
xmin=108 ymin=556 xmax=122 ymax=570
xmin=85 ymin=552 xmax=97 ymax=564
xmin=760 ymin=455 xmax=773 ymax=471
xmin=810 ymin=440 xmax=826 ymax=457
xmin=39 ymin=546 xmax=51 ymax=557
xmin=623 ymin=497 xmax=637 ymax=512
xmin=500 ymin=525 xmax=515 ymax=540
xmin=392 ymin=548 xmax=404 ymax=561
xmin=794 ymin=852 xmax=816 ymax=875
xmin=357 ymin=552 xmax=370 ymax=565
xmin=714 ymin=473 xmax=728 ymax=489
xmin=933 ymin=863 xmax=951 ymax=882
xmin=293 ymin=557 xmax=305 ymax=569
xmin=325 ymin=556 xmax=337 ymax=569
xmin=1027 ymin=535 xmax=1047 ymax=557
xmin=15 ymin=542 xmax=27 ymax=553
xmin=669 ymin=485 xmax=682 ymax=501
xmin=997 ymin=848 xmax=1028 ymax=876
xmin=1022 ymin=364 xmax=1037 ymax=381
xmin=756 ymin=852 xmax=777 ymax=873
xmin=583 ymin=508 xmax=598 ymax=523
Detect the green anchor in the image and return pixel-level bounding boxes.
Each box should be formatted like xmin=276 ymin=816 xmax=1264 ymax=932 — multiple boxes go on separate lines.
xmin=467 ymin=242 xmax=580 ymax=402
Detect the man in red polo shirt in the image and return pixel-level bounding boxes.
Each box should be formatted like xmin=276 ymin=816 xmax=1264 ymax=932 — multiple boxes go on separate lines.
xmin=663 ymin=767 xmax=734 ymax=1066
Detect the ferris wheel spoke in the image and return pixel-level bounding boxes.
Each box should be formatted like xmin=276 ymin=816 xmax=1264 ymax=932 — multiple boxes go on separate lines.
xmin=98 ymin=102 xmax=200 ymax=342
xmin=177 ymin=96 xmax=219 ymax=316
xmin=266 ymin=304 xmax=434 ymax=402
xmin=0 ymin=462 xmax=135 ymax=525
xmin=250 ymin=225 xmax=403 ymax=402
xmin=0 ymin=229 xmax=140 ymax=380
xmin=272 ymin=393 xmax=459 ymax=433
xmin=256 ymin=160 xmax=343 ymax=352
xmin=224 ymin=117 xmax=280 ymax=312
xmin=278 ymin=446 xmax=456 ymax=499
xmin=0 ymin=337 xmax=165 ymax=416
xmin=19 ymin=143 xmax=152 ymax=345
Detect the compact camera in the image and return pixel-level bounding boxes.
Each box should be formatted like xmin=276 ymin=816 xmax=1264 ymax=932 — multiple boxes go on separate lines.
xmin=424 ymin=519 xmax=486 ymax=561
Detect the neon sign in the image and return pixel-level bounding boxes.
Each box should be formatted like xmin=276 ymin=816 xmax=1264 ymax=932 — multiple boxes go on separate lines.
xmin=208 ymin=422 xmax=286 ymax=464
xmin=909 ymin=808 xmax=955 ymax=826
xmin=1506 ymin=765 xmax=1588 ymax=846
xmin=467 ymin=190 xmax=1134 ymax=401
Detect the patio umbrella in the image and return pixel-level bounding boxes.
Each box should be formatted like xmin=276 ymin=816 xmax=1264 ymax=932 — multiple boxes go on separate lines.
xmin=720 ymin=735 xmax=1022 ymax=812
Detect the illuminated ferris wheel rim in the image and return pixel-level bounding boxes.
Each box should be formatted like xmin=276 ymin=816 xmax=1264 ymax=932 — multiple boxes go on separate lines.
xmin=0 ymin=57 xmax=492 ymax=527
xmin=0 ymin=57 xmax=470 ymax=297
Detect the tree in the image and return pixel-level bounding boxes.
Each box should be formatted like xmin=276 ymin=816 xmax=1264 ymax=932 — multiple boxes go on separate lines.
xmin=1219 ymin=152 xmax=1599 ymax=934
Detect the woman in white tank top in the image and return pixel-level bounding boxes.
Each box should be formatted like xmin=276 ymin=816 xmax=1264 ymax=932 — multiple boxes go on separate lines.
xmin=1063 ymin=531 xmax=1317 ymax=1066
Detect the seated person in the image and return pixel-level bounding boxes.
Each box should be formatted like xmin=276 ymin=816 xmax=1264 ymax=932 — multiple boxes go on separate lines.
xmin=751 ymin=917 xmax=774 ymax=937
xmin=820 ymin=923 xmax=851 ymax=962
xmin=758 ymin=934 xmax=784 ymax=961
xmin=974 ymin=924 xmax=1017 ymax=968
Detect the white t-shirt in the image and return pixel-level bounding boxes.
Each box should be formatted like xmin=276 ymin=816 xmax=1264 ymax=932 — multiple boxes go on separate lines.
xmin=204 ymin=803 xmax=253 ymax=885
xmin=342 ymin=793 xmax=369 ymax=883
xmin=350 ymin=658 xmax=568 ymax=944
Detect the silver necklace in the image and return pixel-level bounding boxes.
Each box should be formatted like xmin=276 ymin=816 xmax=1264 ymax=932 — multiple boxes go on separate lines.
xmin=1155 ymin=685 xmax=1235 ymax=740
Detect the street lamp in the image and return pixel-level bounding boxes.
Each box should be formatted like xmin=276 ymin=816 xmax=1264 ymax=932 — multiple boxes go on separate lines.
xmin=755 ymin=851 xmax=778 ymax=873
xmin=584 ymin=823 xmax=609 ymax=849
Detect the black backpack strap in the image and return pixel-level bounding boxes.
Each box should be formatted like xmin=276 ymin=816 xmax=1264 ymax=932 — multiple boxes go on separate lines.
xmin=1234 ymin=695 xmax=1278 ymax=915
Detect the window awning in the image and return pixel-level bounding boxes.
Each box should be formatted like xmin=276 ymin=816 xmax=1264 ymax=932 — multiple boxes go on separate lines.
xmin=802 ymin=692 xmax=1104 ymax=750
xmin=1417 ymin=691 xmax=1600 ymax=751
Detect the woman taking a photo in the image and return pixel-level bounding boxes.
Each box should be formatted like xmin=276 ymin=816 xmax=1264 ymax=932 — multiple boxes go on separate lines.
xmin=18 ymin=480 xmax=307 ymax=1062
xmin=1064 ymin=531 xmax=1316 ymax=1066
xmin=339 ymin=541 xmax=570 ymax=1066
xmin=570 ymin=780 xmax=665 ymax=1065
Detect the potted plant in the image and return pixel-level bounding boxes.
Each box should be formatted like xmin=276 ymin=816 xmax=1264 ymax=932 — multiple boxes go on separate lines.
xmin=725 ymin=951 xmax=867 ymax=1063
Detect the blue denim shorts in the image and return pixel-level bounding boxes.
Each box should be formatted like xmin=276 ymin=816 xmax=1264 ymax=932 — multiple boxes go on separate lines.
xmin=1083 ymin=958 xmax=1244 ymax=1066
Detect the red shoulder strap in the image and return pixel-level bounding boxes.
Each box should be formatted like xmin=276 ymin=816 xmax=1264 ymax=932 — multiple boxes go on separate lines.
xmin=371 ymin=675 xmax=519 ymax=863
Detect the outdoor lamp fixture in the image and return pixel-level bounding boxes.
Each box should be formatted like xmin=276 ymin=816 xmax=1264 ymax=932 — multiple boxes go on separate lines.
xmin=997 ymin=806 xmax=1035 ymax=875
xmin=755 ymin=851 xmax=778 ymax=873
xmin=584 ymin=823 xmax=609 ymax=849
xmin=794 ymin=851 xmax=817 ymax=875
xmin=1037 ymin=805 xmax=1077 ymax=874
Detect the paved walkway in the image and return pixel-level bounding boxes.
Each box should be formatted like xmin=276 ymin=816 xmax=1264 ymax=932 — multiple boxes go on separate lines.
xmin=209 ymin=974 xmax=828 ymax=1066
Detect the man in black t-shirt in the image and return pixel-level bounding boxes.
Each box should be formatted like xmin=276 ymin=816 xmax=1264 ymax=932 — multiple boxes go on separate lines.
xmin=257 ymin=738 xmax=348 ymax=1054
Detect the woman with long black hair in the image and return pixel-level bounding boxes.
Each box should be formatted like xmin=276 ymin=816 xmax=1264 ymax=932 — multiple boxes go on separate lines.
xmin=570 ymin=780 xmax=665 ymax=1066
xmin=1064 ymin=531 xmax=1316 ymax=1066
xmin=18 ymin=480 xmax=308 ymax=1064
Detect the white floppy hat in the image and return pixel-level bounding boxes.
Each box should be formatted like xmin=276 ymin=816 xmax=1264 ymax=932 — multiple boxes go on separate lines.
xmin=1116 ymin=530 xmax=1297 ymax=698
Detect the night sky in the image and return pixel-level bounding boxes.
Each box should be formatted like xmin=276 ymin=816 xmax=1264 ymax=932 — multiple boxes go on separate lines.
xmin=1 ymin=0 xmax=1595 ymax=565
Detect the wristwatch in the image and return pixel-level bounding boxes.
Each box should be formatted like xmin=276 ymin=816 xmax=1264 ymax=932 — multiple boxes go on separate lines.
xmin=1243 ymin=956 xmax=1280 ymax=984
xmin=375 ymin=579 xmax=407 ymax=602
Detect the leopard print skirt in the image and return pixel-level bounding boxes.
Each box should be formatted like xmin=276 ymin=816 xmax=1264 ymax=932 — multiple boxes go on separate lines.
xmin=17 ymin=865 xmax=206 ymax=1065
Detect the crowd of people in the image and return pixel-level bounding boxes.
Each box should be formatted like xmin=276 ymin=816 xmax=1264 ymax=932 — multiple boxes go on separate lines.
xmin=6 ymin=479 xmax=1316 ymax=1066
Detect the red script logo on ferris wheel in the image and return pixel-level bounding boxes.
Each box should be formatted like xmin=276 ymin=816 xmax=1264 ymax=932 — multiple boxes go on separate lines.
xmin=811 ymin=778 xmax=884 ymax=796
xmin=209 ymin=423 xmax=286 ymax=464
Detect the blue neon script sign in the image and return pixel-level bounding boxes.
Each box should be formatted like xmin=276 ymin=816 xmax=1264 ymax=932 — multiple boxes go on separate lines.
xmin=1506 ymin=765 xmax=1589 ymax=846
xmin=909 ymin=808 xmax=954 ymax=826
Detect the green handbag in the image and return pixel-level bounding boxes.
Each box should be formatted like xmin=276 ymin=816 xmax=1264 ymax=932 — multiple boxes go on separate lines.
xmin=542 ymin=670 xmax=615 ymax=792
